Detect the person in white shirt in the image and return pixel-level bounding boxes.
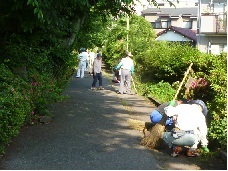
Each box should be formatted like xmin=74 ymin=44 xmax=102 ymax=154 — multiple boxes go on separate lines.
xmin=115 ymin=51 xmax=134 ymax=95
xmin=76 ymin=48 xmax=89 ymax=78
xmin=91 ymin=53 xmax=104 ymax=90
xmin=162 ymin=104 xmax=209 ymax=157
xmin=88 ymin=50 xmax=95 ymax=75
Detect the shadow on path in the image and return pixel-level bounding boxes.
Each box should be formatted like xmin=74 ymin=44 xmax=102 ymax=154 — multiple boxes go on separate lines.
xmin=1 ymin=69 xmax=225 ymax=170
xmin=0 ymin=70 xmax=161 ymax=170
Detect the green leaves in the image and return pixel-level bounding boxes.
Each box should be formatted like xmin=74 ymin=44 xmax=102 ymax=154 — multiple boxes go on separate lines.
xmin=0 ymin=64 xmax=32 ymax=153
xmin=103 ymin=14 xmax=156 ymax=68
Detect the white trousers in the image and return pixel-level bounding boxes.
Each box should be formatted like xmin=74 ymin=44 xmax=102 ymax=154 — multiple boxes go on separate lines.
xmin=76 ymin=61 xmax=86 ymax=78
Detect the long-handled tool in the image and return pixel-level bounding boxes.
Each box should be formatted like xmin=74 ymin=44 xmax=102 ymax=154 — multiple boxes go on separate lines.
xmin=131 ymin=76 xmax=138 ymax=94
xmin=141 ymin=63 xmax=193 ymax=149
xmin=169 ymin=62 xmax=193 ymax=106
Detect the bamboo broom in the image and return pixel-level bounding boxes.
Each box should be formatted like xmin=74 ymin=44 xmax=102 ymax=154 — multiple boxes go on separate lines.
xmin=140 ymin=63 xmax=193 ymax=149
xmin=131 ymin=76 xmax=137 ymax=94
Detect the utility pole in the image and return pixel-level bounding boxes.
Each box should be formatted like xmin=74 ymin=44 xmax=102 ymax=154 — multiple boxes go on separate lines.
xmin=197 ymin=0 xmax=201 ymax=50
xmin=126 ymin=14 xmax=129 ymax=52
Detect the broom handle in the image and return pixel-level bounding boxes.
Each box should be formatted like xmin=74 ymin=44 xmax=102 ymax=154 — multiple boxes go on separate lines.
xmin=131 ymin=76 xmax=137 ymax=94
xmin=172 ymin=63 xmax=193 ymax=101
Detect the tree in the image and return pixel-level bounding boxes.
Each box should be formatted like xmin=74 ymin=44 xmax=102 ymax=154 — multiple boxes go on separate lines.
xmin=102 ymin=14 xmax=156 ymax=68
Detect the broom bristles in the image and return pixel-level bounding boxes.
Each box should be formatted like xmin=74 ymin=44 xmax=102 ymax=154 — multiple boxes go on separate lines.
xmin=127 ymin=118 xmax=145 ymax=131
xmin=140 ymin=115 xmax=167 ymax=149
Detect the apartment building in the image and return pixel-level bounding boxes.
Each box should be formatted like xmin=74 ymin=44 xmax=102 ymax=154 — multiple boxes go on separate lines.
xmin=199 ymin=0 xmax=227 ymax=54
xmin=140 ymin=0 xmax=227 ymax=54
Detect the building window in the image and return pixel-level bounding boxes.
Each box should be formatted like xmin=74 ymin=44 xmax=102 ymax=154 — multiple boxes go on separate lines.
xmin=151 ymin=20 xmax=171 ymax=29
xmin=182 ymin=20 xmax=192 ymax=29
xmin=151 ymin=22 xmax=161 ymax=29
xmin=151 ymin=22 xmax=156 ymax=28
xmin=158 ymin=3 xmax=164 ymax=6
xmin=156 ymin=22 xmax=161 ymax=28
xmin=161 ymin=20 xmax=171 ymax=28
xmin=223 ymin=45 xmax=227 ymax=53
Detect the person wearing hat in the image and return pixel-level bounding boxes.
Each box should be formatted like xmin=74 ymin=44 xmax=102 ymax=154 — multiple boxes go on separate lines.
xmin=91 ymin=53 xmax=104 ymax=90
xmin=76 ymin=48 xmax=89 ymax=78
xmin=115 ymin=51 xmax=134 ymax=95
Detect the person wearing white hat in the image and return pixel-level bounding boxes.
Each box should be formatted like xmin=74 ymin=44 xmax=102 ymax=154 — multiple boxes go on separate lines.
xmin=76 ymin=48 xmax=89 ymax=78
xmin=162 ymin=104 xmax=209 ymax=157
xmin=115 ymin=51 xmax=134 ymax=95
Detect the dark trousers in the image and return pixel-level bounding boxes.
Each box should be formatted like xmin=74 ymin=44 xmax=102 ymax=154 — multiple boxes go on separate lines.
xmin=92 ymin=73 xmax=102 ymax=87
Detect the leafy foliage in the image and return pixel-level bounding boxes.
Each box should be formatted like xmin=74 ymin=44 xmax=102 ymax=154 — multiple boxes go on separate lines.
xmin=0 ymin=0 xmax=225 ymax=155
xmin=103 ymin=14 xmax=156 ymax=68
xmin=1 ymin=0 xmax=154 ymax=154
xmin=0 ymin=64 xmax=32 ymax=153
xmin=134 ymin=42 xmax=227 ymax=150
xmin=141 ymin=81 xmax=176 ymax=103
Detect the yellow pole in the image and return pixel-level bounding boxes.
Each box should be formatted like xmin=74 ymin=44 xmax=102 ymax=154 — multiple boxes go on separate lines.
xmin=172 ymin=63 xmax=193 ymax=102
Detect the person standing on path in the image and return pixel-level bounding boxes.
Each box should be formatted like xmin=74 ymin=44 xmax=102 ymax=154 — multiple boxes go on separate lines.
xmin=115 ymin=51 xmax=134 ymax=95
xmin=91 ymin=53 xmax=104 ymax=90
xmin=76 ymin=48 xmax=89 ymax=78
xmin=88 ymin=49 xmax=95 ymax=75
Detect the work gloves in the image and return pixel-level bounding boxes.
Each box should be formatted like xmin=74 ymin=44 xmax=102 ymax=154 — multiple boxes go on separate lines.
xmin=202 ymin=146 xmax=209 ymax=153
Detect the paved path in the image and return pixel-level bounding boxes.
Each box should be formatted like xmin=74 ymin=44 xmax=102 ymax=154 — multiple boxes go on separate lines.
xmin=1 ymin=68 xmax=224 ymax=170
xmin=0 ymin=69 xmax=161 ymax=170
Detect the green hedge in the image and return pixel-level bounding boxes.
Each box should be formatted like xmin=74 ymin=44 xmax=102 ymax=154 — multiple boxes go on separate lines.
xmin=133 ymin=42 xmax=227 ymax=151
xmin=0 ymin=64 xmax=32 ymax=153
xmin=0 ymin=44 xmax=77 ymax=154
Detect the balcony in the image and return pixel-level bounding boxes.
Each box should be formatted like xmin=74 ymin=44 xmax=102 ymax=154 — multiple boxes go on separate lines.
xmin=201 ymin=13 xmax=227 ymax=33
xmin=216 ymin=15 xmax=227 ymax=32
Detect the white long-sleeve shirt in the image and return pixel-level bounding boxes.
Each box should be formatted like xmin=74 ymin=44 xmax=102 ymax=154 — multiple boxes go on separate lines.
xmin=117 ymin=56 xmax=134 ymax=71
xmin=165 ymin=104 xmax=208 ymax=147
xmin=78 ymin=52 xmax=88 ymax=62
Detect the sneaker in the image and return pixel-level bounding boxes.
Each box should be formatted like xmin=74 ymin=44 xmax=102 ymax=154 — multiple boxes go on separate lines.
xmin=187 ymin=148 xmax=200 ymax=157
xmin=98 ymin=87 xmax=104 ymax=90
xmin=91 ymin=87 xmax=96 ymax=90
xmin=171 ymin=146 xmax=183 ymax=157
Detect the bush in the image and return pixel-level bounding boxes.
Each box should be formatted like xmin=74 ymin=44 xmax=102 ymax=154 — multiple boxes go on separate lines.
xmin=139 ymin=81 xmax=175 ymax=103
xmin=129 ymin=42 xmax=227 ymax=150
xmin=0 ymin=64 xmax=32 ymax=153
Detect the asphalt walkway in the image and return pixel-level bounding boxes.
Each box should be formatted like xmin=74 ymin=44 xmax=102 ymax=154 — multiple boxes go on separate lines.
xmin=1 ymin=68 xmax=225 ymax=170
xmin=0 ymin=69 xmax=162 ymax=170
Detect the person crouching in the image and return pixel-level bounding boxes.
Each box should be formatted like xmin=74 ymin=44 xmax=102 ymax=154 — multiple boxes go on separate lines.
xmin=162 ymin=104 xmax=209 ymax=157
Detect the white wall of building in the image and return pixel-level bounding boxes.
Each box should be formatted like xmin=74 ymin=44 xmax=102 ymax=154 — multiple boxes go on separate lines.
xmin=198 ymin=35 xmax=227 ymax=54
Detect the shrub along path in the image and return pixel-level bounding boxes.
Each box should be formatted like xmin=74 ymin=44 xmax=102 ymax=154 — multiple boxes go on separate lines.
xmin=0 ymin=66 xmax=226 ymax=170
